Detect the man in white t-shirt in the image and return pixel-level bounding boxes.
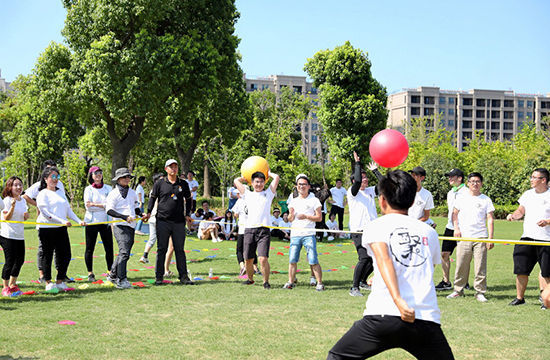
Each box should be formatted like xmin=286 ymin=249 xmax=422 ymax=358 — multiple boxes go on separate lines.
xmin=447 ymin=172 xmax=495 ymax=302
xmin=234 ymin=169 xmax=280 ymax=289
xmin=329 ymin=179 xmax=347 ymax=231
xmin=284 ymin=174 xmax=324 ymax=291
xmin=435 ymin=168 xmax=468 ymax=291
xmin=327 ymin=170 xmax=453 ymax=359
xmin=185 ymin=171 xmax=199 ymax=213
xmin=407 ymin=167 xmax=435 ymax=226
xmin=506 ymin=168 xmax=550 ymax=309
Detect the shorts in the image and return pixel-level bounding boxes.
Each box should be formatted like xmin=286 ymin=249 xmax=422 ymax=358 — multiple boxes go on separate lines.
xmin=327 ymin=315 xmax=454 ymax=360
xmin=289 ymin=235 xmax=318 ymax=265
xmin=244 ymin=227 xmax=271 ymax=259
xmin=513 ymin=237 xmax=550 ymax=277
xmin=441 ymin=228 xmax=457 ymax=254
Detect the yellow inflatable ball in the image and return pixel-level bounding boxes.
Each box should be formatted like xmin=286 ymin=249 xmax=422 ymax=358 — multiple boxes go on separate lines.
xmin=241 ymin=156 xmax=269 ymax=183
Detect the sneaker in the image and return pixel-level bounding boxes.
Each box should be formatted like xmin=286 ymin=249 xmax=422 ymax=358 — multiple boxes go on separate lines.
xmin=1 ymin=287 xmax=11 ymax=297
xmin=241 ymin=279 xmax=255 ymax=285
xmin=116 ymin=279 xmax=132 ymax=289
xmin=283 ymin=282 xmax=295 ymax=289
xmin=263 ymin=282 xmax=271 ymax=290
xmin=105 ymin=274 xmax=116 ymax=283
xmin=359 ymin=281 xmax=371 ymax=291
xmin=446 ymin=291 xmax=464 ymax=299
xmin=327 ymin=236 xmax=334 ymax=242
xmin=475 ymin=293 xmax=488 ymax=303
xmin=508 ymin=298 xmax=525 ymax=306
xmin=45 ymin=282 xmax=59 ymax=293
xmin=464 ymin=283 xmax=470 ymax=290
xmin=254 ymin=269 xmax=262 ymax=275
xmin=542 ymin=304 xmax=547 ymax=310
xmin=154 ymin=279 xmax=164 ymax=286
xmin=164 ymin=271 xmax=174 ymax=278
xmin=310 ymin=276 xmax=317 ymax=286
xmin=64 ymin=276 xmax=75 ymax=283
xmin=349 ymin=287 xmax=363 ymax=297
xmin=435 ymin=280 xmax=453 ymax=291
xmin=56 ymin=282 xmax=69 ymax=291
xmin=9 ymin=285 xmax=20 ymax=293
xmin=180 ymin=277 xmax=195 ymax=285
xmin=316 ymin=283 xmax=325 ymax=292
xmin=217 ymin=237 xmax=224 ymax=243
xmin=139 ymin=256 xmax=149 ymax=264
xmin=88 ymin=274 xmax=96 ymax=283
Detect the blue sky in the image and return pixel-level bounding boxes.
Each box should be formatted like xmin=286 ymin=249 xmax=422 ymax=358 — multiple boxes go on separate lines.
xmin=1 ymin=0 xmax=549 ymax=94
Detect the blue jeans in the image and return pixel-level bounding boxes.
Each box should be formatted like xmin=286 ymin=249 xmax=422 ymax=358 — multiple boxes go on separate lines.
xmin=135 ymin=205 xmax=145 ymax=231
xmin=289 ymin=235 xmax=318 ymax=265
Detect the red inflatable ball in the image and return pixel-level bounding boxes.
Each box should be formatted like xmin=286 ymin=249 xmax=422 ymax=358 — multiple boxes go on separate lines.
xmin=369 ymin=129 xmax=409 ymax=168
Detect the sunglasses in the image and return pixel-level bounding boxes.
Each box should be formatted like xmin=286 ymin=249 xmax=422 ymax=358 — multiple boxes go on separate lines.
xmin=93 ymin=171 xmax=103 ymax=175
xmin=50 ymin=174 xmax=61 ymax=180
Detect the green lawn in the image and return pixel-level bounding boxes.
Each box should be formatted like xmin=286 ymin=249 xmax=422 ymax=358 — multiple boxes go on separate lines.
xmin=0 ymin=217 xmax=549 ymax=359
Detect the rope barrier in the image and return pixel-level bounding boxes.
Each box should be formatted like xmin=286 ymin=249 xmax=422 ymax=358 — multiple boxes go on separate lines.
xmin=0 ymin=218 xmax=143 ymax=227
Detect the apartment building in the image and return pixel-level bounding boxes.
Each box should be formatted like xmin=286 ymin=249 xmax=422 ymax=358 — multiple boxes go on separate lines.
xmin=388 ymin=86 xmax=550 ymax=151
xmin=244 ymin=74 xmax=325 ymax=164
xmin=0 ymin=69 xmax=11 ymax=93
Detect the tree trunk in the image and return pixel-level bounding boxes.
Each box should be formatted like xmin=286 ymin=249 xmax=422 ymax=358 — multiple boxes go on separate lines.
xmin=203 ymin=158 xmax=211 ymax=198
xmin=220 ymin=183 xmax=225 ymax=210
xmin=174 ymin=118 xmax=203 ymax=175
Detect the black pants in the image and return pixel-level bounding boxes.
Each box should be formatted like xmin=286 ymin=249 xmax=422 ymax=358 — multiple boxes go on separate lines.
xmin=0 ymin=237 xmax=25 ymax=279
xmin=327 ymin=315 xmax=454 ymax=360
xmin=352 ymin=233 xmax=373 ymax=288
xmin=38 ymin=227 xmax=71 ymax=282
xmin=316 ymin=212 xmax=327 ymax=242
xmin=236 ymin=234 xmax=257 ymax=264
xmin=156 ymin=220 xmax=188 ymax=280
xmin=330 ymin=205 xmax=345 ymax=230
xmin=271 ymin=229 xmax=288 ymax=240
xmin=85 ymin=224 xmax=114 ymax=273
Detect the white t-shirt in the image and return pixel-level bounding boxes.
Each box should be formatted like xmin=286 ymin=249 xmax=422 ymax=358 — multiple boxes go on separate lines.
xmin=243 ymin=188 xmax=275 ymax=228
xmin=1 ymin=197 xmax=28 ymax=240
xmin=190 ymin=213 xmax=203 ymax=226
xmin=270 ymin=215 xmax=281 ymax=227
xmin=135 ymin=184 xmax=145 ymax=204
xmin=221 ymin=219 xmax=236 ymax=235
xmin=25 ymin=180 xmax=65 ymax=200
xmin=289 ymin=193 xmax=322 ymax=237
xmin=446 ymin=185 xmax=468 ymax=229
xmin=330 ymin=186 xmax=347 ymax=208
xmin=362 ymin=213 xmax=441 ymax=324
xmin=105 ymin=187 xmax=139 ymax=228
xmin=186 ymin=179 xmax=199 ymax=200
xmin=519 ymin=188 xmax=550 ymax=240
xmin=36 ymin=188 xmax=81 ymax=228
xmin=228 ymin=186 xmax=239 ymax=199
xmin=454 ymin=192 xmax=495 ymax=238
xmin=231 ymin=198 xmax=248 ymax=235
xmin=278 ymin=218 xmax=291 ymax=234
xmin=84 ymin=184 xmax=112 ymax=223
xmin=326 ymin=219 xmax=338 ymax=231
xmin=347 ymin=186 xmax=378 ymax=231
xmin=408 ymin=187 xmax=435 ymax=220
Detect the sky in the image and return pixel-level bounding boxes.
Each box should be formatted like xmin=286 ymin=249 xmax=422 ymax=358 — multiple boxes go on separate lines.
xmin=1 ymin=0 xmax=549 ymax=94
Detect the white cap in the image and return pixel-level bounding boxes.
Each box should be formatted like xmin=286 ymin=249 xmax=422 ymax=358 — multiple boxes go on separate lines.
xmin=165 ymin=159 xmax=178 ymax=167
xmin=295 ymin=173 xmax=309 ymax=184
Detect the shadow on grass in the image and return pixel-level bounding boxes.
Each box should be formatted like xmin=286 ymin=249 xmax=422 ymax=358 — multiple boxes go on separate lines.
xmin=0 ymin=356 xmax=39 ymax=360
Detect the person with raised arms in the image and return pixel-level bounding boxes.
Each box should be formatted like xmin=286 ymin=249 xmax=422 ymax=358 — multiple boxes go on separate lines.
xmin=234 ymin=169 xmax=279 ymax=289
xmin=284 ymin=174 xmax=324 ymax=291
xmin=327 ymin=170 xmax=453 ymax=359
xmin=36 ymin=167 xmax=85 ymax=292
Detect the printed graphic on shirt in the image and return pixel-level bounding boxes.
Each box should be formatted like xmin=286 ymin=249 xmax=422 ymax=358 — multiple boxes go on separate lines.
xmin=389 ymin=227 xmax=429 ymax=267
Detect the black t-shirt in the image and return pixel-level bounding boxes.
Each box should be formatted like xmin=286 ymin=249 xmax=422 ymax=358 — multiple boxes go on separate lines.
xmin=148 ymin=177 xmax=192 ymax=222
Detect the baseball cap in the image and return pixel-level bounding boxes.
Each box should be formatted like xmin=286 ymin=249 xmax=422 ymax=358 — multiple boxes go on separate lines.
xmin=295 ymin=173 xmax=310 ymax=184
xmin=445 ymin=168 xmax=464 ymax=178
xmin=408 ymin=166 xmax=426 ymax=177
xmin=165 ymin=159 xmax=178 ymax=167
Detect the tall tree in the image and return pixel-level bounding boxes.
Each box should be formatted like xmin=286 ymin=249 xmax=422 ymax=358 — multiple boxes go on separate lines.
xmin=304 ymin=41 xmax=388 ymax=162
xmin=61 ymin=0 xmax=242 ymax=177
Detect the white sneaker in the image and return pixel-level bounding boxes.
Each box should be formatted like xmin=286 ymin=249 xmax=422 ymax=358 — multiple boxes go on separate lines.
xmin=475 ymin=293 xmax=488 ymax=302
xmin=446 ymin=291 xmax=464 ymax=299
xmin=56 ymin=282 xmax=69 ymax=291
xmin=309 ymin=276 xmax=317 ymax=286
xmin=45 ymin=282 xmax=57 ymax=291
xmin=116 ymin=279 xmax=132 ymax=289
xmin=217 ymin=237 xmax=224 ymax=242
xmin=327 ymin=236 xmax=334 ymax=242
xmin=316 ymin=283 xmax=325 ymax=291
xmin=139 ymin=256 xmax=149 ymax=264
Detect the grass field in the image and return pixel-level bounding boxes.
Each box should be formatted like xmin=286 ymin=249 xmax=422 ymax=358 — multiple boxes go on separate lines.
xmin=0 ymin=216 xmax=549 ymax=359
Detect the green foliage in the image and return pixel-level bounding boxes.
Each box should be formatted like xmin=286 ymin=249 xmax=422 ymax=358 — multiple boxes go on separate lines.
xmin=304 ymin=41 xmax=387 ymax=162
xmin=61 ymin=149 xmax=88 ymax=208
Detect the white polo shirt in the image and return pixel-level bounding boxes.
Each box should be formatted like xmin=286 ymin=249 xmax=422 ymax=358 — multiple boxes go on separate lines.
xmin=519 ymin=188 xmax=550 ymax=240
xmin=347 ymin=186 xmax=378 ymax=231
xmin=330 ymin=186 xmax=347 ymax=208
xmin=408 ymin=187 xmax=435 ymax=220
xmin=454 ymin=192 xmax=494 ymax=238
xmin=243 ymin=188 xmax=275 ymax=228
xmin=289 ymin=193 xmax=321 ymax=237
xmin=105 ymin=187 xmax=139 ymax=228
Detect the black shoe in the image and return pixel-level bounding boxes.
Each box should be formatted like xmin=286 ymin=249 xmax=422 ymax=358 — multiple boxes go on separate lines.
xmin=464 ymin=283 xmax=470 ymax=290
xmin=435 ymin=280 xmax=453 ymax=291
xmin=263 ymin=282 xmax=271 ymax=290
xmin=180 ymin=277 xmax=195 ymax=285
xmin=508 ymin=298 xmax=525 ymax=306
xmin=64 ymin=276 xmax=75 ymax=283
xmin=88 ymin=274 xmax=96 ymax=283
xmin=242 ymin=279 xmax=255 ymax=285
xmin=154 ymin=279 xmax=164 ymax=286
